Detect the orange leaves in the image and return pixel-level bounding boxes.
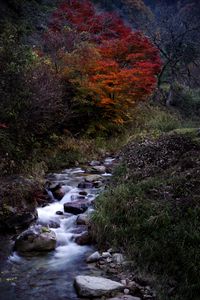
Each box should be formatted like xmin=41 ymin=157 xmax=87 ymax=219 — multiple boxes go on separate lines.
xmin=45 ymin=0 xmax=162 ymax=127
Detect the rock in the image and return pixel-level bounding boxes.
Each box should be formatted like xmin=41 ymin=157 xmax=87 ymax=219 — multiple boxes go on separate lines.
xmin=76 ymin=214 xmax=90 ymax=225
xmin=79 ymin=191 xmax=88 ymax=196
xmin=93 ymin=181 xmax=103 ymax=188
xmin=64 ymin=201 xmax=89 ymax=215
xmin=74 ymin=276 xmax=124 ymax=297
xmin=113 ymin=253 xmax=124 ymax=264
xmin=39 ymin=220 xmax=60 ymax=229
xmin=14 ymin=226 xmax=56 ymax=252
xmin=75 ymin=231 xmax=92 ymax=245
xmin=102 ymin=252 xmax=112 ymax=258
xmin=51 ymin=186 xmax=64 ymax=200
xmin=89 ymin=160 xmax=101 ymax=166
xmin=78 ymin=182 xmax=93 ymax=189
xmin=107 ymin=248 xmax=114 ymax=253
xmin=71 ymin=195 xmax=85 ymax=201
xmin=107 ymin=296 xmax=141 ymax=300
xmin=86 ymin=251 xmax=101 ymax=263
xmin=71 ymin=225 xmax=87 ymax=234
xmin=85 ymin=175 xmax=103 ymax=182
xmin=124 ymin=288 xmax=130 ymax=295
xmin=92 ymin=165 xmax=106 ymax=173
xmin=121 ymin=280 xmax=127 ymax=286
xmin=48 ymin=221 xmax=60 ymax=228
xmin=56 ymin=211 xmax=63 ymax=215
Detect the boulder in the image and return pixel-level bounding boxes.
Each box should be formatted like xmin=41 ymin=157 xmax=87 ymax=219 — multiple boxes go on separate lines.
xmin=64 ymin=201 xmax=89 ymax=215
xmin=74 ymin=276 xmax=124 ymax=297
xmin=14 ymin=226 xmax=56 ymax=252
xmin=71 ymin=225 xmax=87 ymax=235
xmin=56 ymin=211 xmax=63 ymax=215
xmin=85 ymin=175 xmax=102 ymax=183
xmin=79 ymin=191 xmax=88 ymax=196
xmin=78 ymin=182 xmax=93 ymax=189
xmin=75 ymin=231 xmax=92 ymax=245
xmin=102 ymin=252 xmax=112 ymax=259
xmin=91 ymin=166 xmax=106 ymax=174
xmin=76 ymin=214 xmax=90 ymax=225
xmin=89 ymin=160 xmax=101 ymax=166
xmin=49 ymin=184 xmax=64 ymax=200
xmin=93 ymin=181 xmax=103 ymax=188
xmin=86 ymin=251 xmax=101 ymax=263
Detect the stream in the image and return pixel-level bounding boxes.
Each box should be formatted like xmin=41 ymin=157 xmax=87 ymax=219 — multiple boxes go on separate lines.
xmin=0 ymin=157 xmax=116 ymax=300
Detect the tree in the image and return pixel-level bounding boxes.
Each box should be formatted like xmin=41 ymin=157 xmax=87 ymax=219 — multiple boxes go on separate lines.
xmin=43 ymin=0 xmax=161 ymax=129
xmin=142 ymin=2 xmax=200 ymax=105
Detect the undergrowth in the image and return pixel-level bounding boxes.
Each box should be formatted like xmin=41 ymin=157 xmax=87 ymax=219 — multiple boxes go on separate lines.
xmin=93 ymin=130 xmax=200 ymax=300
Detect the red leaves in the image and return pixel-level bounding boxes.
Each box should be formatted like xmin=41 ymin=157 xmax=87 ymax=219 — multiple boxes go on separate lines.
xmin=45 ymin=0 xmax=162 ymax=125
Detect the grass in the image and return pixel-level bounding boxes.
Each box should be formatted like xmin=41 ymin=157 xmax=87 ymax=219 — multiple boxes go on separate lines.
xmin=92 ymin=131 xmax=200 ymax=300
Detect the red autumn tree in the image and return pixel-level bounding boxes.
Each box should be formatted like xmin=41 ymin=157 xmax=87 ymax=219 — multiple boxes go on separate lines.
xmin=44 ymin=0 xmax=162 ymax=127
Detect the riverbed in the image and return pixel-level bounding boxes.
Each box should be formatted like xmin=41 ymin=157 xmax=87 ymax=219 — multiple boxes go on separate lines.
xmin=0 ymin=157 xmax=115 ymax=300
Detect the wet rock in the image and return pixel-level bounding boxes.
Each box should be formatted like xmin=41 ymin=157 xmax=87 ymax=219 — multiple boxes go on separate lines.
xmin=71 ymin=225 xmax=87 ymax=234
xmin=79 ymin=191 xmax=88 ymax=196
xmin=75 ymin=231 xmax=92 ymax=245
xmin=51 ymin=185 xmax=64 ymax=200
xmin=48 ymin=221 xmax=60 ymax=228
xmin=14 ymin=226 xmax=56 ymax=252
xmin=74 ymin=275 xmax=124 ymax=297
xmin=93 ymin=181 xmax=103 ymax=188
xmin=71 ymin=195 xmax=85 ymax=201
xmin=85 ymin=174 xmax=103 ymax=182
xmin=91 ymin=166 xmax=106 ymax=174
xmin=56 ymin=211 xmax=63 ymax=215
xmin=86 ymin=251 xmax=101 ymax=263
xmin=64 ymin=201 xmax=89 ymax=215
xmin=113 ymin=253 xmax=124 ymax=264
xmin=76 ymin=214 xmax=90 ymax=225
xmin=39 ymin=220 xmax=60 ymax=229
xmin=124 ymin=288 xmax=130 ymax=294
xmin=78 ymin=182 xmax=93 ymax=189
xmin=102 ymin=252 xmax=112 ymax=259
xmin=89 ymin=160 xmax=101 ymax=166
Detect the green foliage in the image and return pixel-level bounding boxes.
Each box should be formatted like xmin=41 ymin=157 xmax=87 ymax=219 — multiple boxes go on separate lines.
xmin=93 ymin=133 xmax=200 ymax=300
xmin=147 ymin=108 xmax=182 ymax=132
xmin=173 ymin=87 xmax=200 ymax=117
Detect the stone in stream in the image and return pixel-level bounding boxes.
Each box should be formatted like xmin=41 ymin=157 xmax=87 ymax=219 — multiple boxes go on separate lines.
xmin=48 ymin=183 xmax=64 ymax=200
xmin=85 ymin=174 xmax=103 ymax=182
xmin=14 ymin=226 xmax=56 ymax=252
xmin=79 ymin=191 xmax=88 ymax=196
xmin=78 ymin=182 xmax=93 ymax=189
xmin=75 ymin=231 xmax=92 ymax=245
xmin=76 ymin=214 xmax=90 ymax=225
xmin=64 ymin=201 xmax=89 ymax=215
xmin=74 ymin=275 xmax=124 ymax=297
xmin=102 ymin=252 xmax=112 ymax=259
xmin=56 ymin=211 xmax=64 ymax=215
xmin=86 ymin=251 xmax=101 ymax=263
xmin=91 ymin=165 xmax=106 ymax=174
xmin=89 ymin=160 xmax=101 ymax=166
xmin=93 ymin=181 xmax=103 ymax=188
xmin=71 ymin=195 xmax=85 ymax=201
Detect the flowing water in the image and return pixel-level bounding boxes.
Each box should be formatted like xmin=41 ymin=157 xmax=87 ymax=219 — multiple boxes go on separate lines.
xmin=0 ymin=158 xmax=115 ymax=300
